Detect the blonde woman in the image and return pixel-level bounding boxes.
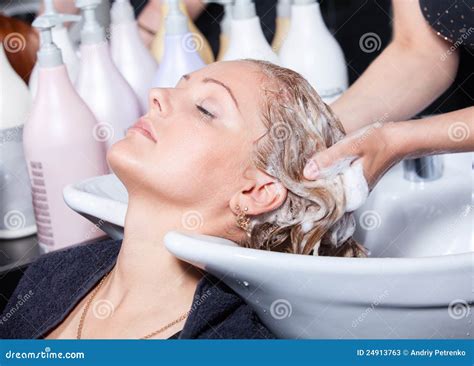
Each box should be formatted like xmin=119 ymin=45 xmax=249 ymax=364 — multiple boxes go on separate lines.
xmin=1 ymin=60 xmax=365 ymax=340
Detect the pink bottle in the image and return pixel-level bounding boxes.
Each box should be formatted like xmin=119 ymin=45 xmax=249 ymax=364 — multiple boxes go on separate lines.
xmin=152 ymin=0 xmax=205 ymax=87
xmin=23 ymin=14 xmax=109 ymax=252
xmin=75 ymin=0 xmax=141 ymax=149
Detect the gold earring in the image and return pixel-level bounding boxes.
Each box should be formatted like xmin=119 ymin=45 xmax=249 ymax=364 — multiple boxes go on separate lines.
xmin=235 ymin=205 xmax=251 ymax=237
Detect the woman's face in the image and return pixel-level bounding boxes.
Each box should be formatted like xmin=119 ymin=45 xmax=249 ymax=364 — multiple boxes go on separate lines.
xmin=108 ymin=61 xmax=269 ymax=216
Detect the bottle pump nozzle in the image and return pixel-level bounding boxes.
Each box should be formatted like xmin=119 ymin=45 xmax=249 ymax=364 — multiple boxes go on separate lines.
xmin=293 ymin=0 xmax=317 ymax=5
xmin=33 ymin=13 xmax=81 ymax=67
xmin=75 ymin=0 xmax=105 ymax=44
xmin=277 ymin=0 xmax=292 ymax=18
xmin=203 ymin=0 xmax=233 ymax=33
xmin=43 ymin=0 xmax=57 ymax=15
xmin=111 ymin=0 xmax=134 ymax=24
xmin=166 ymin=0 xmax=188 ymax=35
xmin=233 ymin=0 xmax=256 ymax=20
xmin=203 ymin=0 xmax=233 ymax=7
xmin=43 ymin=0 xmax=69 ymax=29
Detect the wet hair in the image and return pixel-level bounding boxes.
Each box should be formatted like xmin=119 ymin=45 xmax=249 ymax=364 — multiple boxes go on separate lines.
xmin=242 ymin=59 xmax=367 ymax=257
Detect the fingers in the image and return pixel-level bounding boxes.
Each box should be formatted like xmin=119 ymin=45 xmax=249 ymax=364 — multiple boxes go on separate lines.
xmin=303 ymin=139 xmax=357 ymax=180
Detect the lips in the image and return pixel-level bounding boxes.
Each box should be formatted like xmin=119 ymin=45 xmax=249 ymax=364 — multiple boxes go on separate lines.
xmin=129 ymin=118 xmax=157 ymax=143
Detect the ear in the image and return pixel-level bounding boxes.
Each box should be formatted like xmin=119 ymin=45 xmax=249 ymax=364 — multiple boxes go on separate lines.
xmin=230 ymin=169 xmax=287 ymax=216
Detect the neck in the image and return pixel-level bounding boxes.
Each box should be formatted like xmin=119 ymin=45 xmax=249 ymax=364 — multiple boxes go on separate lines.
xmin=114 ymin=197 xmax=202 ymax=291
xmin=101 ymin=187 xmax=241 ymax=316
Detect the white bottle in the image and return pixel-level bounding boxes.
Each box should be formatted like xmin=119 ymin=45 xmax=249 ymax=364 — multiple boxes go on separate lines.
xmin=23 ymin=13 xmax=108 ymax=252
xmin=203 ymin=0 xmax=233 ymax=61
xmin=272 ymin=0 xmax=292 ymax=53
xmin=279 ymin=0 xmax=348 ymax=103
xmin=0 ymin=44 xmax=36 ymax=239
xmin=217 ymin=1 xmax=233 ymax=61
xmin=222 ymin=0 xmax=279 ymax=64
xmin=152 ymin=0 xmax=205 ymax=88
xmin=29 ymin=0 xmax=80 ymax=99
xmin=75 ymin=0 xmax=141 ymax=149
xmin=110 ymin=0 xmax=157 ymax=113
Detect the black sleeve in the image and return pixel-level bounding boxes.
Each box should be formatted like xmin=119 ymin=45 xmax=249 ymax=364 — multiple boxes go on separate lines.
xmin=419 ymin=0 xmax=474 ymax=48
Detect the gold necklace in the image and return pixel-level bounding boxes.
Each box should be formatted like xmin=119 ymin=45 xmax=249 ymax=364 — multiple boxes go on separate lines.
xmin=76 ymin=269 xmax=189 ymax=339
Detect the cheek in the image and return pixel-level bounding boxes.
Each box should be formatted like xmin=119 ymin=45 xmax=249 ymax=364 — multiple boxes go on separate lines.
xmin=151 ymin=132 xmax=249 ymax=204
xmin=107 ymin=125 xmax=251 ymax=206
xmin=153 ymin=135 xmax=241 ymax=187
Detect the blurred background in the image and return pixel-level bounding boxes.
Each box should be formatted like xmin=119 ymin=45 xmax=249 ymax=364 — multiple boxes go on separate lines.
xmin=2 ymin=0 xmax=472 ymax=112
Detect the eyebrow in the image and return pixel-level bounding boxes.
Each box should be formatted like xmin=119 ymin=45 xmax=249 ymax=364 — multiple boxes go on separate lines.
xmin=181 ymin=74 xmax=239 ymax=109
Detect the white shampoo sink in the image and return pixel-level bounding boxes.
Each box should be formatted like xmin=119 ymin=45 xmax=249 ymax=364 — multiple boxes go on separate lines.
xmin=63 ymin=153 xmax=473 ymax=339
xmin=353 ymin=153 xmax=473 ymax=258
xmin=163 ymin=231 xmax=473 ymax=339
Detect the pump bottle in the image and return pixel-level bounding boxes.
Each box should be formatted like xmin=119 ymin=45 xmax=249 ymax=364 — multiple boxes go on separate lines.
xmin=0 ymin=44 xmax=36 ymax=239
xmin=110 ymin=0 xmax=157 ymax=113
xmin=75 ymin=0 xmax=141 ymax=148
xmin=23 ymin=13 xmax=109 ymax=252
xmin=203 ymin=0 xmax=232 ymax=61
xmin=222 ymin=0 xmax=279 ymax=63
xmin=272 ymin=0 xmax=291 ymax=53
xmin=29 ymin=0 xmax=80 ymax=98
xmin=150 ymin=0 xmax=214 ymax=64
xmin=279 ymin=0 xmax=348 ymax=103
xmin=152 ymin=0 xmax=205 ymax=88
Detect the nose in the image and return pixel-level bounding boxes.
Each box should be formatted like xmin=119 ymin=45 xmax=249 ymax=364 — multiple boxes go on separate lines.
xmin=148 ymin=88 xmax=172 ymax=117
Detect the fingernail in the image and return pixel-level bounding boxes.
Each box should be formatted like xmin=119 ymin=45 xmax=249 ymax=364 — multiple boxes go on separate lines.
xmin=304 ymin=159 xmax=319 ymax=179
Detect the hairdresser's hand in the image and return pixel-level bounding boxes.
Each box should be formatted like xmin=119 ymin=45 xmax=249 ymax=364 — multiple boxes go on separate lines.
xmin=305 ymin=107 xmax=474 ymax=189
xmin=303 ymin=122 xmax=402 ymax=189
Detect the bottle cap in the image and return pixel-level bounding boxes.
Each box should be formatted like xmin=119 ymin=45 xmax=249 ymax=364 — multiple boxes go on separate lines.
xmin=233 ymin=0 xmax=256 ymax=20
xmin=43 ymin=0 xmax=62 ymax=26
xmin=75 ymin=0 xmax=106 ymax=44
xmin=277 ymin=0 xmax=292 ymax=17
xmin=202 ymin=0 xmax=233 ymax=5
xmin=202 ymin=0 xmax=233 ymax=32
xmin=33 ymin=13 xmax=81 ymax=67
xmin=111 ymin=0 xmax=135 ymax=24
xmin=294 ymin=0 xmax=317 ymax=5
xmin=43 ymin=0 xmax=55 ymax=14
xmin=166 ymin=0 xmax=188 ymax=35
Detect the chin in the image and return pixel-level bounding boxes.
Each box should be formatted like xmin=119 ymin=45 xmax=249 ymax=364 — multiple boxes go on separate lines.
xmin=107 ymin=136 xmax=141 ymax=183
xmin=107 ymin=135 xmax=163 ymax=197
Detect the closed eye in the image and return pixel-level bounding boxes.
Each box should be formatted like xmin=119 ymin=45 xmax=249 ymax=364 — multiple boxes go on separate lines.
xmin=196 ymin=104 xmax=216 ymax=120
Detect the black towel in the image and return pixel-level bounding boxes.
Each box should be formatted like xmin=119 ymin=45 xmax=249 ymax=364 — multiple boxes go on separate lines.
xmin=0 ymin=238 xmax=275 ymax=339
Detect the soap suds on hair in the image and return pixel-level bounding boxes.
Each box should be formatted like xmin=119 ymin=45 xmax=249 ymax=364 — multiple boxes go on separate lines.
xmin=241 ymin=59 xmax=369 ymax=257
xmin=342 ymin=161 xmax=369 ymax=212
